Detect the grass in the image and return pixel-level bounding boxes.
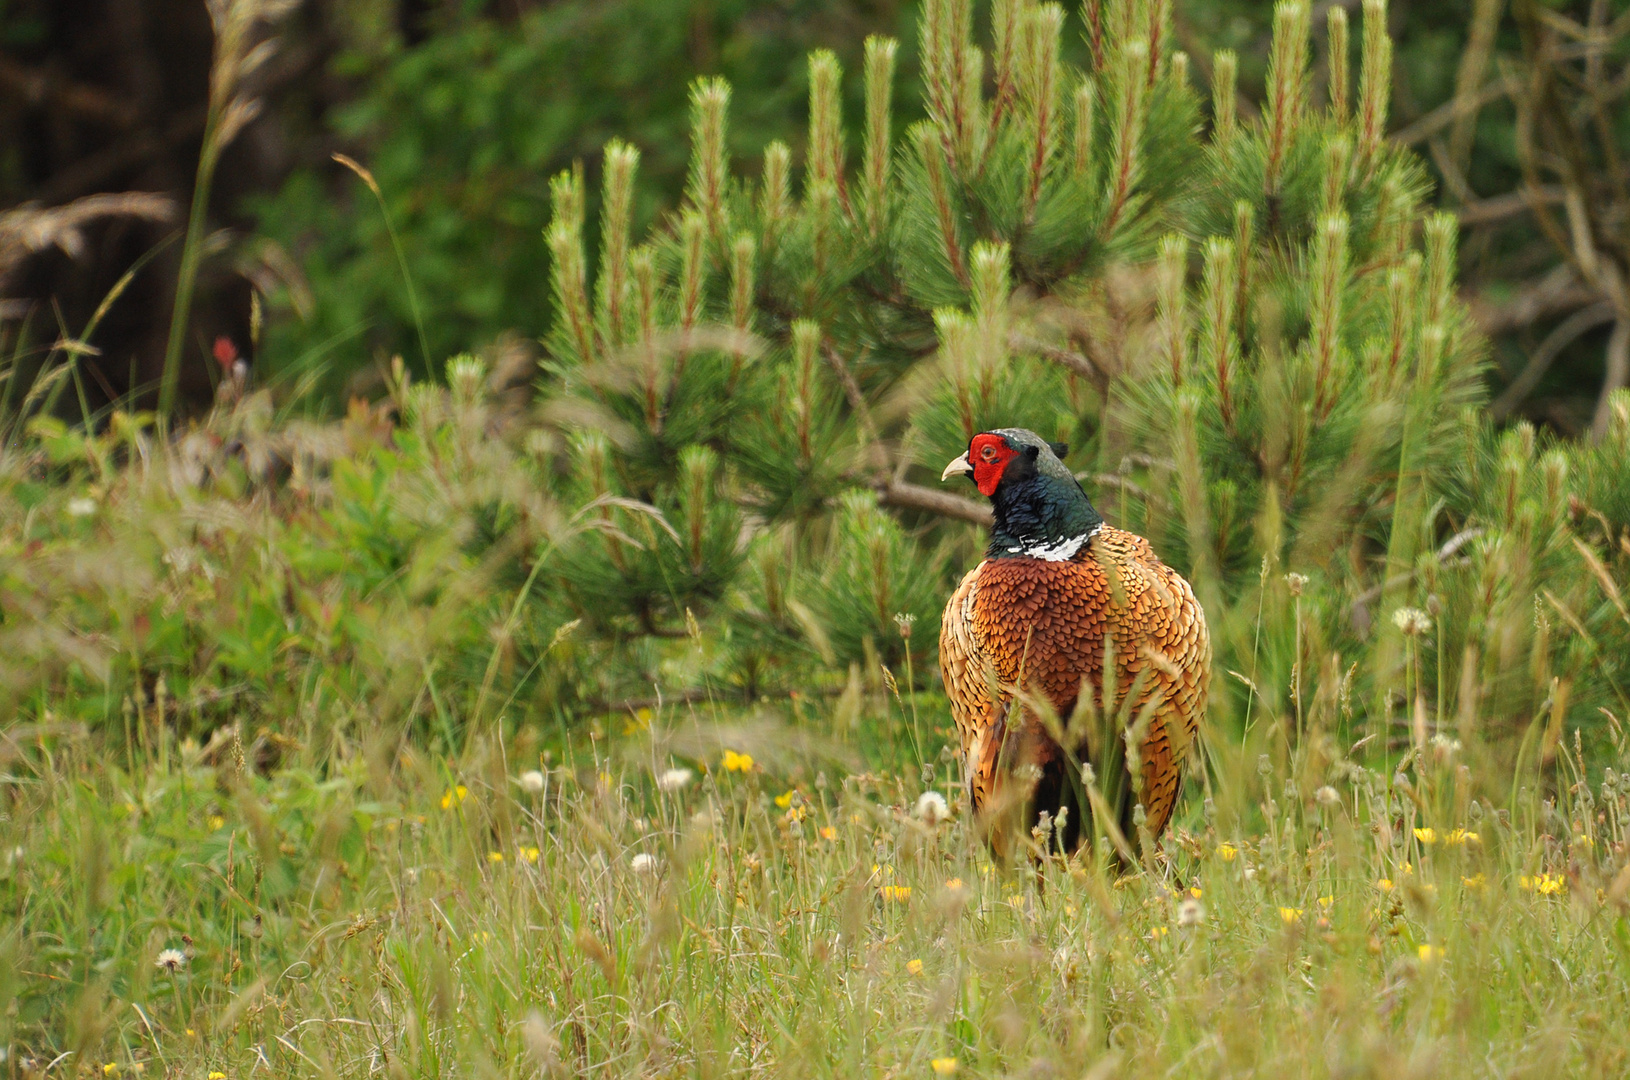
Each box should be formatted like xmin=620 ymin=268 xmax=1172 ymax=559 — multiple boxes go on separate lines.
xmin=1 ymin=357 xmax=1628 ymax=1076
xmin=5 ymin=683 xmax=1630 ymax=1078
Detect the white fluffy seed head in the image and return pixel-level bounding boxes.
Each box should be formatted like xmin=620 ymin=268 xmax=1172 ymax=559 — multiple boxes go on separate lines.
xmin=656 ymin=767 xmax=695 ymax=793
xmin=1315 ymin=785 xmax=1341 ymax=807
xmin=914 ymin=791 xmax=950 ymax=827
xmin=519 ymin=770 xmax=546 ymax=795
xmin=630 ymin=853 xmax=657 ymax=874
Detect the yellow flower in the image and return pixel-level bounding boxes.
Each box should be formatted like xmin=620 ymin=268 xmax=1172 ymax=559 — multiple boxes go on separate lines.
xmin=1445 ymin=828 xmax=1479 ymax=846
xmin=1417 ymin=944 xmax=1444 ymax=964
xmin=185 ymin=1030 xmax=195 ymax=1038
xmin=1414 ymin=828 xmax=1437 ymax=844
xmin=519 ymin=847 xmax=540 ymax=864
xmin=880 ymin=885 xmax=912 ymax=902
xmin=944 ymin=877 xmax=965 ymax=892
xmin=1462 ymin=874 xmax=1486 ymax=889
xmin=931 ymin=1058 xmax=959 ymax=1076
xmin=206 ymin=816 xmax=225 ymax=831
xmin=906 ymin=958 xmax=924 ymax=976
xmin=1317 ymin=895 xmax=1334 ymax=909
xmin=440 ymin=785 xmax=468 ymax=810
xmin=774 ymin=790 xmax=795 ymax=808
xmin=1217 ymin=843 xmax=1239 ymax=862
xmin=1376 ymin=878 xmax=1394 ymax=892
xmin=722 ymin=750 xmax=754 ymax=773
xmin=1520 ymin=873 xmax=1566 ymax=895
xmin=1189 ymin=887 xmax=1203 ymax=898
xmin=819 ymin=826 xmax=836 ymax=841
xmin=1279 ymin=907 xmax=1303 ymax=924
xmin=209 ymin=1073 xmax=227 ymax=1080
xmin=487 ymin=851 xmax=504 ymax=863
xmin=1572 ymin=833 xmax=1594 ymax=849
xmin=1149 ymin=926 xmax=1169 ymax=939
xmin=102 ymin=1064 xmax=120 ymax=1077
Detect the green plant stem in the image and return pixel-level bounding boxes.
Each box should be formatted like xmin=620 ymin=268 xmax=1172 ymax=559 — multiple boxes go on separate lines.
xmin=159 ymin=116 xmax=223 ymax=420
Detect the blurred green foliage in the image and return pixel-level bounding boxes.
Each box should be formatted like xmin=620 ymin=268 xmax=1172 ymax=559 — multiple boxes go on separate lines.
xmin=254 ymin=0 xmax=922 ymax=390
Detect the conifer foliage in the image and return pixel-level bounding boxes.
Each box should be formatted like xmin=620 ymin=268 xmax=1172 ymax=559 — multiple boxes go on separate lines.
xmin=535 ymin=0 xmax=1629 ymax=744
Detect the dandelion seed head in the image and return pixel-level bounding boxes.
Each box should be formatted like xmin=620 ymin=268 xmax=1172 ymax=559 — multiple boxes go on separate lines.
xmin=913 ymin=791 xmax=950 ymax=827
xmin=657 ymin=767 xmax=694 ymax=792
xmin=1314 ymin=785 xmax=1340 ymax=807
xmin=1392 ymin=607 xmax=1431 ymax=635
xmin=518 ymin=770 xmax=546 ymax=795
xmin=154 ymin=948 xmax=186 ymax=973
xmin=631 ymin=853 xmax=658 ymax=874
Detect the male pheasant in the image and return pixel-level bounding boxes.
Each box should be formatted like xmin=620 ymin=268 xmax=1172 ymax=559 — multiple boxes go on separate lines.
xmin=938 ymin=428 xmax=1210 ymax=853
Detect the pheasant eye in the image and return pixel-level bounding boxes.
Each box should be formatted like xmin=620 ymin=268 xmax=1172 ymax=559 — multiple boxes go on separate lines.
xmin=979 ymin=446 xmax=998 ymax=462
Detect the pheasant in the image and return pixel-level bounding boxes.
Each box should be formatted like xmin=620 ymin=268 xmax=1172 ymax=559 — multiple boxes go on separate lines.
xmin=938 ymin=428 xmax=1210 ymax=854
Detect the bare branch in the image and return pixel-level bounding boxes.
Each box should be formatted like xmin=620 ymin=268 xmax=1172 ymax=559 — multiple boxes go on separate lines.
xmin=875 ymin=480 xmax=992 ymax=525
xmin=1465 ymin=267 xmax=1600 ymax=335
xmin=1491 ymin=300 xmax=1615 ymax=418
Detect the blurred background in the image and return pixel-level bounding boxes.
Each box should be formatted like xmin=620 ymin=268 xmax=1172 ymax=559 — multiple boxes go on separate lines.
xmin=0 ymin=0 xmax=1623 ymax=433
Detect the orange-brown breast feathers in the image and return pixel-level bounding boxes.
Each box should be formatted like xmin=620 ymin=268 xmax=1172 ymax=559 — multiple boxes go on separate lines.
xmin=938 ymin=526 xmax=1211 ymax=841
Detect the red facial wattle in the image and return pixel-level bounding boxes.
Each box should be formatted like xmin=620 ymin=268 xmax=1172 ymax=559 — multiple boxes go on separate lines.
xmin=968 ymin=433 xmax=1017 ymax=497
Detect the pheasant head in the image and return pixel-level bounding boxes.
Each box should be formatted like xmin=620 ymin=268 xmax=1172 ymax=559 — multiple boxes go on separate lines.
xmin=940 ymin=428 xmax=1103 ymax=561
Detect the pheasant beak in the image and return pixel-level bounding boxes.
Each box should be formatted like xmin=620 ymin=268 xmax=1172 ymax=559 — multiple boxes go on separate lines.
xmin=940 ymin=451 xmax=973 ymax=482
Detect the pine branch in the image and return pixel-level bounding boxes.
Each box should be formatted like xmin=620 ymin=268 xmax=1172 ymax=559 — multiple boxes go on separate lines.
xmin=876 ymin=479 xmax=993 ymax=524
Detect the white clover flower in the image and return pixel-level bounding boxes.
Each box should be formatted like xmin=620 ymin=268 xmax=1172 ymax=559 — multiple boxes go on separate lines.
xmin=518 ymin=770 xmax=546 ymax=795
xmin=1314 ymin=785 xmax=1341 ymax=808
xmin=1429 ymin=734 xmax=1462 ymax=755
xmin=630 ymin=853 xmax=657 ymax=874
xmin=1391 ymin=607 xmax=1431 ymax=636
xmin=1177 ymin=897 xmax=1206 ymax=927
xmin=154 ymin=948 xmax=187 ymax=973
xmin=913 ymin=791 xmax=950 ymax=827
xmin=66 ymin=497 xmax=97 ymax=517
xmin=656 ymin=767 xmax=694 ymax=793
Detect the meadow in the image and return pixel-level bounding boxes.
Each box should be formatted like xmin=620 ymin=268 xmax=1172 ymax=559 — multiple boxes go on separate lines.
xmin=8 ymin=0 xmax=1630 ymax=1074
xmin=6 ymin=667 xmax=1630 ymax=1078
